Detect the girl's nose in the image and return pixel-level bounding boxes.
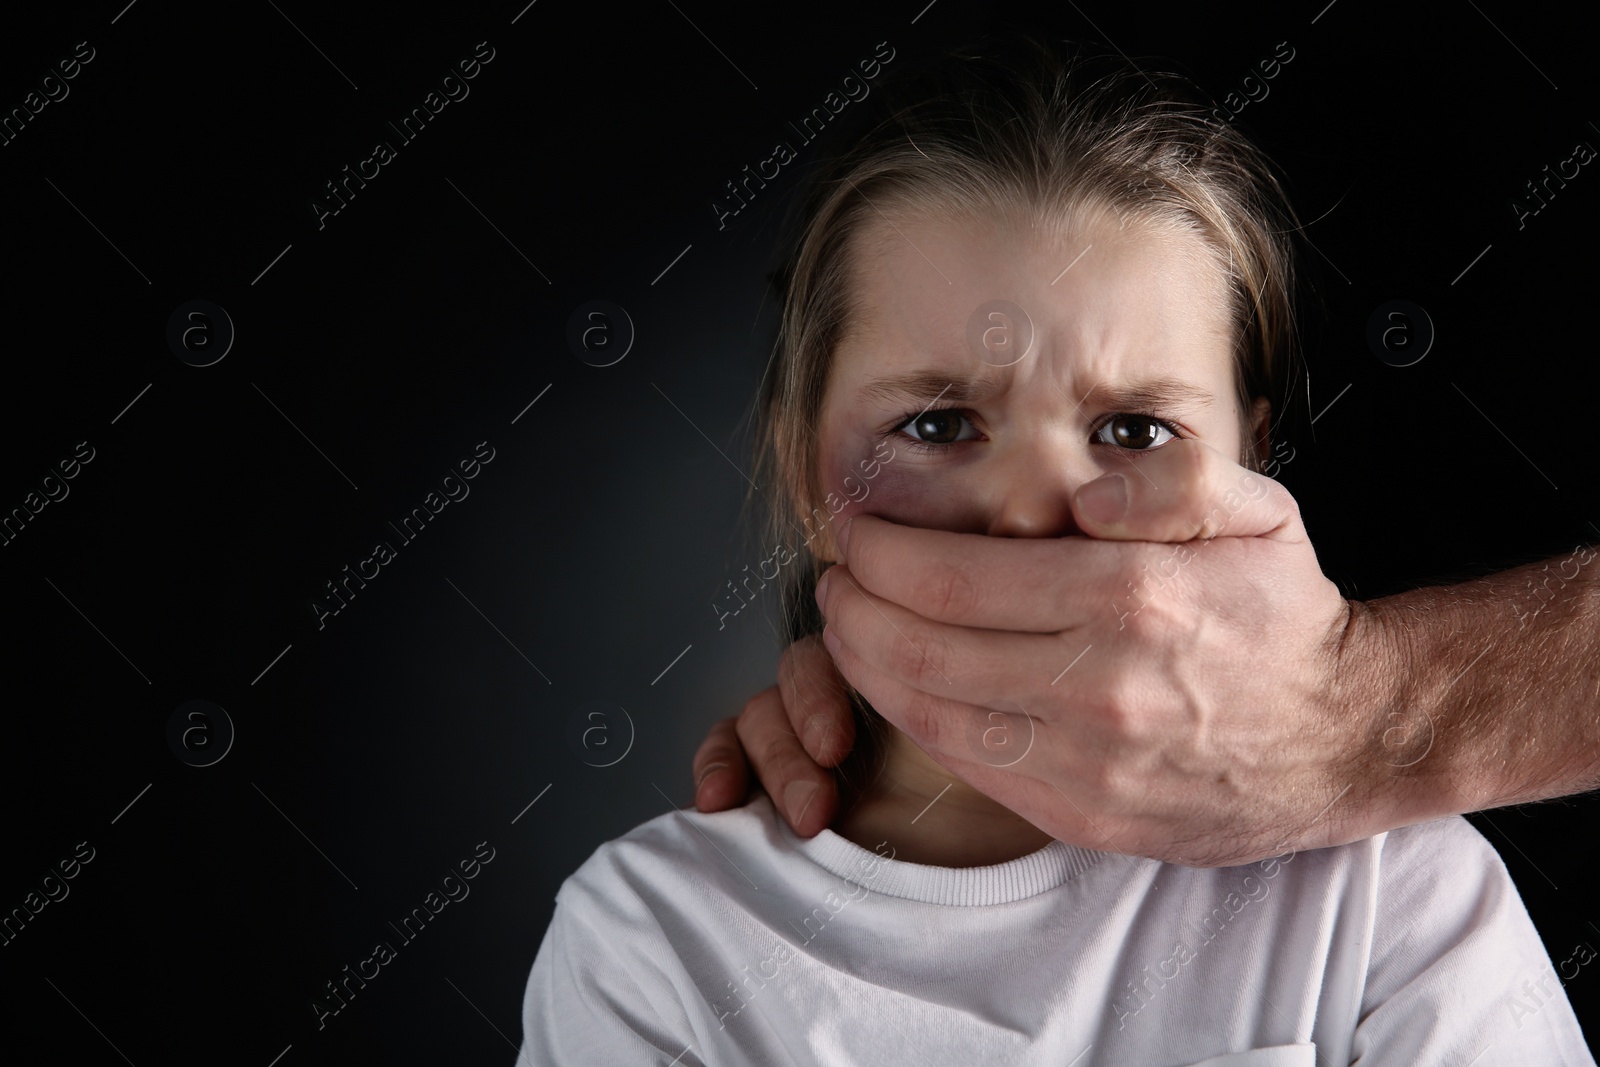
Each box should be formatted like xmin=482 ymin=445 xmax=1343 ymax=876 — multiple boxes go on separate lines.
xmin=983 ymin=443 xmax=1088 ymax=539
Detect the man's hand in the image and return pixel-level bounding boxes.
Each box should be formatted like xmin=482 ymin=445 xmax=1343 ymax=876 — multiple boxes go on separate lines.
xmin=692 ymin=632 xmax=854 ymax=838
xmin=696 ymin=439 xmax=1412 ymax=866
xmin=824 ymin=440 xmax=1410 ymax=866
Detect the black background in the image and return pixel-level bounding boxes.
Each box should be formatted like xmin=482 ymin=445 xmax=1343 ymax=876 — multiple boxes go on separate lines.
xmin=2 ymin=0 xmax=1597 ymax=1062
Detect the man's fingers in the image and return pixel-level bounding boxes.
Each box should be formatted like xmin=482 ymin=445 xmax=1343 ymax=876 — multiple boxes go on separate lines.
xmin=837 ymin=514 xmax=1073 ymax=631
xmin=1072 ymin=438 xmax=1302 ymax=544
xmin=735 ymin=685 xmax=840 ymax=837
xmin=823 ymin=443 xmax=1309 ymax=634
xmin=696 ymin=636 xmax=855 ymax=834
xmin=819 ymin=633 xmax=1118 ymax=846
xmin=777 ymin=633 xmax=855 ymax=767
xmin=692 ymin=715 xmax=750 ymax=812
xmin=820 ymin=626 xmax=972 ymax=764
xmin=821 ymin=567 xmax=1070 ymax=709
xmin=821 ymin=619 xmax=1089 ymax=772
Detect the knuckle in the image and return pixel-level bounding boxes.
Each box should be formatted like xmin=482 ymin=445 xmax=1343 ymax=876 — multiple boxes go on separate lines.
xmin=894 ymin=689 xmax=949 ymax=752
xmin=736 ymin=690 xmax=786 ymax=750
xmin=1095 ymin=674 xmax=1147 ymax=742
xmin=776 ymin=636 xmax=808 ymax=690
xmin=1128 ymin=593 xmax=1194 ymax=656
xmin=1073 ymin=757 xmax=1121 ymax=808
xmin=780 ymin=752 xmax=828 ymax=789
xmin=1266 ymin=479 xmax=1302 ymax=524
xmin=1110 ymin=556 xmax=1175 ymax=632
xmin=1187 ymin=454 xmax=1229 ymax=536
xmin=695 ymin=747 xmax=737 ymax=777
xmin=792 ymin=660 xmax=847 ymax=723
xmin=755 ymin=727 xmax=802 ymax=773
xmin=1115 ymin=599 xmax=1159 ymax=641
xmin=891 ymin=618 xmax=952 ymax=687
xmin=925 ymin=559 xmax=978 ymax=619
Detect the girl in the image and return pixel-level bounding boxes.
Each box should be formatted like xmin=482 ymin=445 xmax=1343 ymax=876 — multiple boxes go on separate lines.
xmin=518 ymin=33 xmax=1593 ymax=1065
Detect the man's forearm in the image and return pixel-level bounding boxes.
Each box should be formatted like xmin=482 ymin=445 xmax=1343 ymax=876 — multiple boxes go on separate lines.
xmin=1363 ymin=546 xmax=1600 ymax=823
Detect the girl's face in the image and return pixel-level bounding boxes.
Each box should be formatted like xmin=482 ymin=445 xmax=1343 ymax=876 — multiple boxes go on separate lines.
xmin=812 ymin=205 xmax=1270 ymax=558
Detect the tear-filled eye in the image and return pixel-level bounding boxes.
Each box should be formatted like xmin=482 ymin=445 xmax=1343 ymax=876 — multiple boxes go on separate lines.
xmin=1094 ymin=414 xmax=1179 ymax=450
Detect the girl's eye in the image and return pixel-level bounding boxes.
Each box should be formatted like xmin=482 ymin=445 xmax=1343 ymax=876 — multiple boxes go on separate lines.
xmin=888 ymin=409 xmax=1184 ymax=453
xmin=894 ymin=408 xmax=981 ymax=449
xmin=1094 ymin=414 xmax=1180 ymax=451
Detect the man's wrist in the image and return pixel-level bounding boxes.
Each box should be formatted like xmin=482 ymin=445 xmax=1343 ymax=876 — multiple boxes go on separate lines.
xmin=1331 ymin=594 xmax=1462 ymax=834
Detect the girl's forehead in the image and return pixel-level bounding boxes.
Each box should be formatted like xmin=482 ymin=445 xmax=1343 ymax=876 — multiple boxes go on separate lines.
xmin=835 ymin=208 xmax=1233 ymax=369
xmin=851 ymin=198 xmax=1209 ymax=263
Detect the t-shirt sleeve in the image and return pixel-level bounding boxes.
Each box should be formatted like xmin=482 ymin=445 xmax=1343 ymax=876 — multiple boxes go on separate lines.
xmin=1350 ymin=816 xmax=1595 ymax=1065
xmin=516 ymin=893 xmax=704 ymax=1067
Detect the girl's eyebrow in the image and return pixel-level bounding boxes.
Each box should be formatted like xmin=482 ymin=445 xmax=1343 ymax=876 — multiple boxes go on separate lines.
xmin=859 ymin=369 xmax=1216 ymax=412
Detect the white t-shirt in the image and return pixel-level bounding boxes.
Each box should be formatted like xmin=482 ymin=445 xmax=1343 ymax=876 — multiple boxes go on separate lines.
xmin=517 ymin=791 xmax=1594 ymax=1066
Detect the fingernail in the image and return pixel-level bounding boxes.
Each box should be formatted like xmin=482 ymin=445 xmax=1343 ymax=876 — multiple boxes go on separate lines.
xmin=1078 ymin=473 xmax=1128 ymax=525
xmin=814 ymin=568 xmax=832 ymax=614
xmin=836 ymin=517 xmax=855 ymax=557
xmin=822 ymin=626 xmax=842 ymax=656
xmin=694 ymin=763 xmax=728 ymax=807
xmin=784 ymin=780 xmax=819 ymax=828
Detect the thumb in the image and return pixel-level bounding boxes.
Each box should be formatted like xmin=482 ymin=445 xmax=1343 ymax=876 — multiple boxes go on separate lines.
xmin=1072 ymin=438 xmax=1304 ymax=544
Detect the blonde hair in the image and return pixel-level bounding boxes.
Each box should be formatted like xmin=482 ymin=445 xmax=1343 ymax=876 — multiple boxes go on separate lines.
xmin=741 ymin=32 xmax=1312 ymax=795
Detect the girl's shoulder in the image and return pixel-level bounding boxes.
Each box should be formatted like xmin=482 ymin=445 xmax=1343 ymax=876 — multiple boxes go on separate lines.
xmin=556 ymin=790 xmax=795 ymax=917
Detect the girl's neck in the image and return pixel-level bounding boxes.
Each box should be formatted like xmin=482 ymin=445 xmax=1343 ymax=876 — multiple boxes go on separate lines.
xmin=829 ymin=727 xmax=1056 ymax=867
